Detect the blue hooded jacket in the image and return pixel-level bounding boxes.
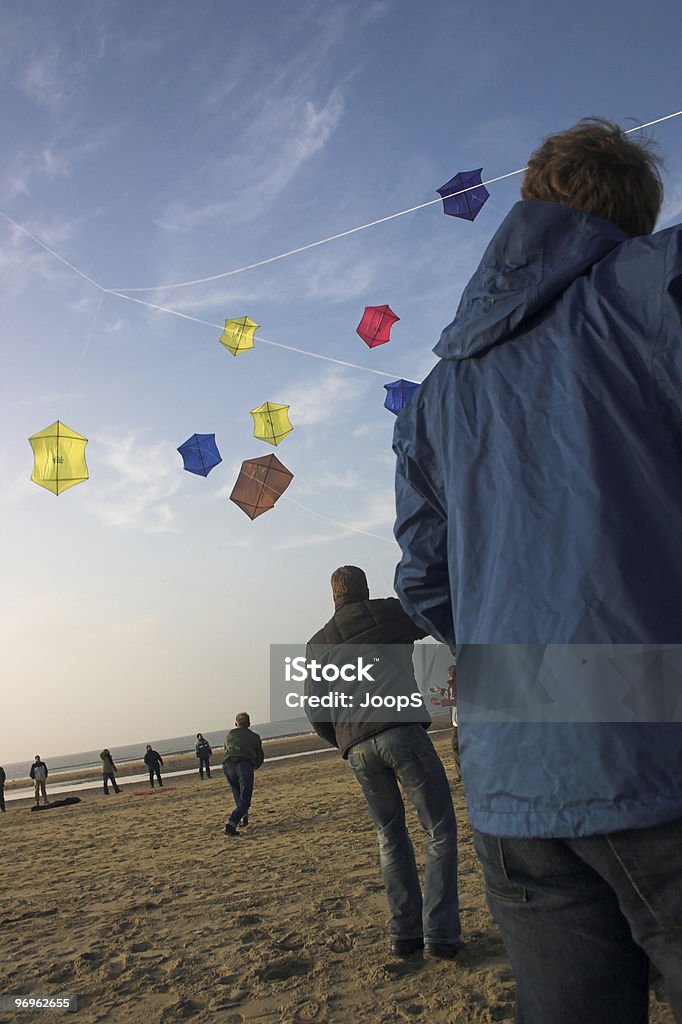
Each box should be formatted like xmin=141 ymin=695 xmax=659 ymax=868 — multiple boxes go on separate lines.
xmin=393 ymin=200 xmax=682 ymax=838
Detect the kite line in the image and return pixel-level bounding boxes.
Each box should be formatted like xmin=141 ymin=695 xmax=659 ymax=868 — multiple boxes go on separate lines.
xmin=109 ymin=109 xmax=682 ymax=294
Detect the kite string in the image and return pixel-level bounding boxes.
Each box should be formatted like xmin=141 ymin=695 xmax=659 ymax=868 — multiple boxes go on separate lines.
xmin=107 ymin=109 xmax=682 ymax=294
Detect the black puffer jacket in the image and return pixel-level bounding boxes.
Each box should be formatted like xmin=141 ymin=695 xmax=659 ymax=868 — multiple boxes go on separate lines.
xmin=306 ymin=596 xmax=429 ymax=757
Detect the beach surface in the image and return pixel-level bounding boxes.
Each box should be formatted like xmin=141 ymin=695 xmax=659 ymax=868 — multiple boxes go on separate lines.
xmin=0 ymin=732 xmax=674 ymax=1024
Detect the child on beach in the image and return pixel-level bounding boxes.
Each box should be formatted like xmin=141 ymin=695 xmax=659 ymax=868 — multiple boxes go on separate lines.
xmin=100 ymin=749 xmax=121 ymax=795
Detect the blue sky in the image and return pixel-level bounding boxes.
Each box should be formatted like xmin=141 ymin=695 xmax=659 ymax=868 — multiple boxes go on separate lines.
xmin=1 ymin=0 xmax=681 ymax=762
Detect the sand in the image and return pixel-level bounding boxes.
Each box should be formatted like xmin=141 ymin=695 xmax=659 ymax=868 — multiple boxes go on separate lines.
xmin=0 ymin=733 xmax=674 ymax=1024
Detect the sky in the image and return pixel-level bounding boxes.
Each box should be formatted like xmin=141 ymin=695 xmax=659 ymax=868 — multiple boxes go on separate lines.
xmin=1 ymin=0 xmax=681 ymax=763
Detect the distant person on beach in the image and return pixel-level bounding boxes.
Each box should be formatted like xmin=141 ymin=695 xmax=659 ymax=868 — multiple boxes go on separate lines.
xmin=0 ymin=765 xmax=5 ymax=812
xmin=429 ymin=663 xmax=460 ymax=780
xmin=306 ymin=566 xmax=461 ymax=960
xmin=143 ymin=745 xmax=164 ymax=788
xmin=222 ymin=713 xmax=264 ymax=836
xmin=195 ymin=733 xmax=213 ymax=779
xmin=29 ymin=755 xmax=49 ymax=806
xmin=393 ymin=119 xmax=682 ymax=1019
xmin=100 ymin=749 xmax=121 ymax=795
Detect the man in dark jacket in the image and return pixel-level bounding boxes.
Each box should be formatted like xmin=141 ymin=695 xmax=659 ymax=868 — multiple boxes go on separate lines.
xmin=222 ymin=713 xmax=264 ymax=836
xmin=393 ymin=119 xmax=682 ymax=1020
xmin=195 ymin=733 xmax=213 ymax=779
xmin=0 ymin=765 xmax=6 ymax=812
xmin=29 ymin=755 xmax=49 ymax=806
xmin=306 ymin=565 xmax=461 ymax=960
xmin=143 ymin=745 xmax=164 ymax=788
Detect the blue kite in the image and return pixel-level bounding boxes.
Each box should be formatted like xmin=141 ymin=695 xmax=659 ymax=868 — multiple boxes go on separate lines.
xmin=177 ymin=433 xmax=222 ymax=477
xmin=383 ymin=379 xmax=419 ymax=415
xmin=437 ymin=168 xmax=490 ymax=221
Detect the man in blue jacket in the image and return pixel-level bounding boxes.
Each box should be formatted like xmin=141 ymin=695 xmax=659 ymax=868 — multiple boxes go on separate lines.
xmin=393 ymin=119 xmax=681 ymax=1022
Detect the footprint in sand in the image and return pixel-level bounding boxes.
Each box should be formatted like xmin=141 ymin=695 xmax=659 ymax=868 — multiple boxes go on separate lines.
xmin=325 ymin=932 xmax=354 ymax=953
xmin=290 ymin=998 xmax=324 ymax=1022
xmin=258 ymin=957 xmax=313 ymax=982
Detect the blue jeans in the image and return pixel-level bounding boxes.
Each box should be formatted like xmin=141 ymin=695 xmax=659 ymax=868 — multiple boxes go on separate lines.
xmin=474 ymin=817 xmax=682 ymax=1024
xmin=347 ymin=725 xmax=461 ymax=945
xmin=223 ymin=761 xmax=254 ymax=828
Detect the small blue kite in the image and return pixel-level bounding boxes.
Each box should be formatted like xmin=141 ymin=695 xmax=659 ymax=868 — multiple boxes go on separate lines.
xmin=383 ymin=379 xmax=420 ymax=415
xmin=177 ymin=433 xmax=222 ymax=477
xmin=437 ymin=168 xmax=490 ymax=221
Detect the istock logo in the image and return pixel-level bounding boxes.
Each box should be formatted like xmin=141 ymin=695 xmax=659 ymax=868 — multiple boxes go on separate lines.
xmin=284 ymin=656 xmax=377 ymax=683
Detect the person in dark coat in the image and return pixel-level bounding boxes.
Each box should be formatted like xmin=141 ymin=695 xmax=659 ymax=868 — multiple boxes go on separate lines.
xmin=195 ymin=733 xmax=212 ymax=779
xmin=305 ymin=566 xmax=461 ymax=960
xmin=222 ymin=714 xmax=264 ymax=835
xmin=29 ymin=755 xmax=49 ymax=806
xmin=143 ymin=745 xmax=164 ymax=788
xmin=393 ymin=119 xmax=682 ymax=1021
xmin=0 ymin=765 xmax=6 ymax=812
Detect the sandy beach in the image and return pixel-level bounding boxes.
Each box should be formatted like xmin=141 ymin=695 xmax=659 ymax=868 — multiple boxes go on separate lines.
xmin=0 ymin=732 xmax=674 ymax=1024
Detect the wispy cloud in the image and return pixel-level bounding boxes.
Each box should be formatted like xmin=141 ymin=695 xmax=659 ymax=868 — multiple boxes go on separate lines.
xmin=284 ymin=366 xmax=370 ymax=427
xmin=86 ymin=433 xmax=182 ymax=533
xmin=159 ymin=88 xmax=345 ymax=234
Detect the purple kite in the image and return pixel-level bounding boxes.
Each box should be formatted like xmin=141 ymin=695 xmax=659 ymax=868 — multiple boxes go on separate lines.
xmin=356 ymin=305 xmax=400 ymax=348
xmin=437 ymin=168 xmax=490 ymax=221
xmin=383 ymin=379 xmax=419 ymax=415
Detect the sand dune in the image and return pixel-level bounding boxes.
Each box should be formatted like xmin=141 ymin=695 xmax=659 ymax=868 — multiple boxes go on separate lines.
xmin=0 ymin=734 xmax=674 ymax=1023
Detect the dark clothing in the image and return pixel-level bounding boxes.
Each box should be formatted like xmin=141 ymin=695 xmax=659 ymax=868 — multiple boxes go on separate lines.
xmin=0 ymin=767 xmax=5 ymax=812
xmin=474 ymin=816 xmax=682 ymax=1022
xmin=144 ymin=750 xmax=163 ymax=788
xmin=223 ymin=728 xmax=264 ymax=768
xmin=195 ymin=738 xmax=212 ymax=778
xmin=306 ymin=596 xmax=429 ymax=757
xmin=393 ymin=199 xmax=682 ymax=837
xmin=103 ymin=772 xmax=120 ymax=795
xmin=29 ymin=760 xmax=48 ymax=780
xmin=223 ymin=761 xmax=254 ymax=829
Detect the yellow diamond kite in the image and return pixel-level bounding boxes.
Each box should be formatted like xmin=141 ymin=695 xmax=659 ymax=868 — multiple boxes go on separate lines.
xmin=219 ymin=316 xmax=259 ymax=356
xmin=28 ymin=420 xmax=89 ymax=495
xmin=250 ymin=402 xmax=293 ymax=446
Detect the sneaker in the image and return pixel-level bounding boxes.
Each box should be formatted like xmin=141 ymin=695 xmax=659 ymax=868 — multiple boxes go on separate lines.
xmin=224 ymin=823 xmax=240 ymax=837
xmin=391 ymin=938 xmax=424 ymax=957
xmin=241 ymin=817 xmax=249 ymax=827
xmin=424 ymin=941 xmax=462 ymax=960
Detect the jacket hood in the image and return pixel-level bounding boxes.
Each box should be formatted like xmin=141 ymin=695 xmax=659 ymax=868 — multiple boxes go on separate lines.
xmin=435 ymin=200 xmax=628 ymax=360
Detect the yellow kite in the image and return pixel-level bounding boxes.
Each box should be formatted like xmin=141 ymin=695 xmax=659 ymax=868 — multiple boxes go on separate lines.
xmin=29 ymin=420 xmax=89 ymax=495
xmin=219 ymin=316 xmax=259 ymax=356
xmin=250 ymin=402 xmax=293 ymax=446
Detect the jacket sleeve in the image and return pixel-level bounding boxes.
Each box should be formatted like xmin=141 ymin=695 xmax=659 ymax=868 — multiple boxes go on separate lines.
xmin=255 ymin=738 xmax=264 ymax=769
xmin=304 ymin=642 xmax=340 ymax=749
xmin=657 ymin=240 xmax=682 ymax=411
xmin=393 ymin=414 xmax=455 ymax=651
xmin=29 ymin=765 xmax=35 ymax=779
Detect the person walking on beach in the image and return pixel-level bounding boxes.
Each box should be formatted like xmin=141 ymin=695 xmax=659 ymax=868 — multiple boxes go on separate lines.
xmin=222 ymin=713 xmax=264 ymax=836
xmin=0 ymin=765 xmax=6 ymax=812
xmin=100 ymin=749 xmax=121 ymax=795
xmin=429 ymin=663 xmax=460 ymax=780
xmin=393 ymin=119 xmax=682 ymax=1020
xmin=306 ymin=566 xmax=462 ymax=960
xmin=143 ymin=745 xmax=164 ymax=788
xmin=29 ymin=755 xmax=49 ymax=806
xmin=195 ymin=733 xmax=212 ymax=779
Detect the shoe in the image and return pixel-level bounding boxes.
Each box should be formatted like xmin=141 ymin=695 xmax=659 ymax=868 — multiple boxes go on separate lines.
xmin=424 ymin=941 xmax=462 ymax=960
xmin=224 ymin=823 xmax=240 ymax=837
xmin=392 ymin=938 xmax=424 ymax=957
xmin=241 ymin=817 xmax=249 ymax=827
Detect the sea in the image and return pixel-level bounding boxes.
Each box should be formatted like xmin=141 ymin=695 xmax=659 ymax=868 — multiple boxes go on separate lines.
xmin=2 ymin=715 xmax=313 ymax=783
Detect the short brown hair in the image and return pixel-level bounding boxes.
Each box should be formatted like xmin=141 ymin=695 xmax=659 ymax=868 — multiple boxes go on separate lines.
xmin=521 ymin=118 xmax=663 ymax=236
xmin=235 ymin=712 xmax=250 ymax=728
xmin=331 ymin=565 xmax=369 ymax=602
